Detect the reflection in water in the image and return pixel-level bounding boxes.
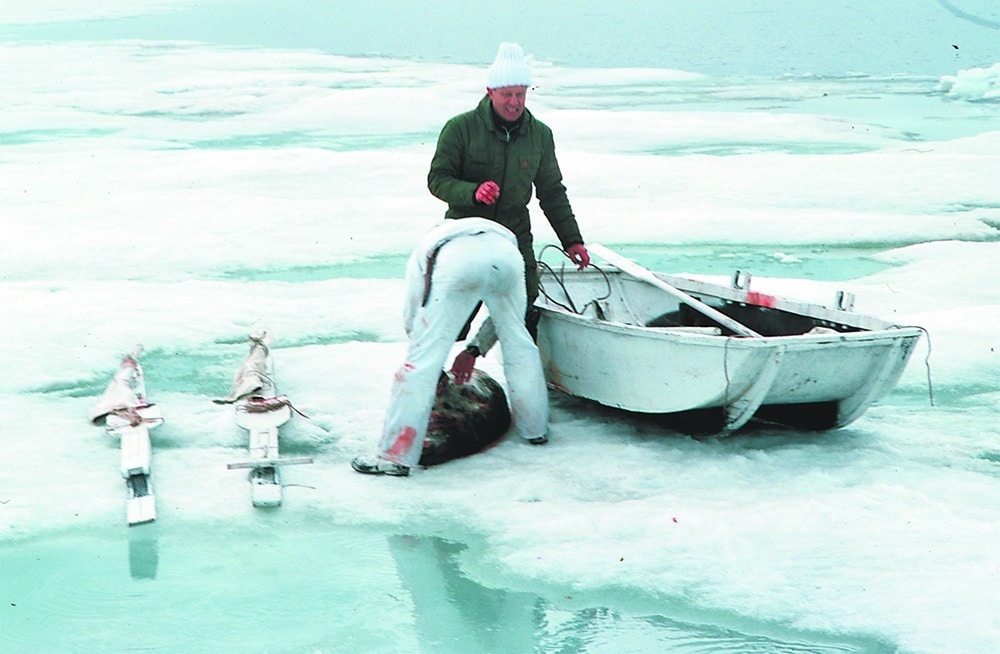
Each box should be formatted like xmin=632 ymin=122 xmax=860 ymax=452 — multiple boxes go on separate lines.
xmin=127 ymin=524 xmax=159 ymax=580
xmin=389 ymin=535 xmax=896 ymax=654
xmin=389 ymin=536 xmax=540 ymax=653
xmin=1 ymin=526 xmax=898 ymax=653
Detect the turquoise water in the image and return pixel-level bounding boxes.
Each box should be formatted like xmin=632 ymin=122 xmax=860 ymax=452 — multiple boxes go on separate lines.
xmin=588 ymin=244 xmax=895 ymax=282
xmin=215 ymin=245 xmax=895 ymax=284
xmin=2 ymin=524 xmax=896 ymax=654
xmin=5 ymin=0 xmax=998 ymax=76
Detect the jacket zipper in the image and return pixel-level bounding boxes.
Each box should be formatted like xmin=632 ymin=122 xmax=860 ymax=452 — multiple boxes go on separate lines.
xmin=493 ymin=126 xmax=513 ymax=222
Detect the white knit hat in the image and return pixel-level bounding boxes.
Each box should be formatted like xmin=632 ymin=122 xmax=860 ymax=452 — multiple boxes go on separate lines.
xmin=486 ymin=42 xmax=531 ymax=89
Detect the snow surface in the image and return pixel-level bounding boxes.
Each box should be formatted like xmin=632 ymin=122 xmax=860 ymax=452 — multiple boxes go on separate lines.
xmin=1 ymin=2 xmax=999 ymax=653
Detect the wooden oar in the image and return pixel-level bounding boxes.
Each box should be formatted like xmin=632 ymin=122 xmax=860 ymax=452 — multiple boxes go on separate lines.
xmin=588 ymin=243 xmax=763 ymax=338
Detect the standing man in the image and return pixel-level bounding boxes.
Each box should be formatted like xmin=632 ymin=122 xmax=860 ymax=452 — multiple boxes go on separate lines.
xmin=427 ymin=42 xmax=590 ymax=372
xmin=351 ymin=219 xmax=549 ymax=477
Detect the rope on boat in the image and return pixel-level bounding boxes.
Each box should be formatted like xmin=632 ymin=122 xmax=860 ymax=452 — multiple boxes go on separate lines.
xmin=723 ymin=336 xmax=733 ymax=415
xmin=537 ymin=244 xmax=611 ymax=315
xmin=892 ymin=324 xmax=935 ymax=407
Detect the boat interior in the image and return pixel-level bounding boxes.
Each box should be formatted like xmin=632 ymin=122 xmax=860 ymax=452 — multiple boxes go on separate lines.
xmin=538 ymin=264 xmax=862 ymax=338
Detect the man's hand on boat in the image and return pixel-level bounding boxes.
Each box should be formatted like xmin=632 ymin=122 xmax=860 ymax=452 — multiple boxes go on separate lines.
xmin=566 ymin=243 xmax=590 ymax=270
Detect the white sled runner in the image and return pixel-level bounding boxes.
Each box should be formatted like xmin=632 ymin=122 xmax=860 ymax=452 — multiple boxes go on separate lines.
xmin=216 ymin=330 xmax=311 ymax=507
xmin=90 ymin=345 xmax=163 ymax=526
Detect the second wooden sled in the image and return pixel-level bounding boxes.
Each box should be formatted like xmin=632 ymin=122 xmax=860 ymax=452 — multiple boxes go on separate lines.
xmin=216 ymin=330 xmax=312 ymax=507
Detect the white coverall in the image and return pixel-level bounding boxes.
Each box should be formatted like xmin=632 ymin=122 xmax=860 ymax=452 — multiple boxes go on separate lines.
xmin=379 ymin=218 xmax=549 ymax=467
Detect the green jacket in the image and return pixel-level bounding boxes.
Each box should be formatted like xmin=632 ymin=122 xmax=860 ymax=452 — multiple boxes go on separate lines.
xmin=427 ymin=95 xmax=583 ymax=257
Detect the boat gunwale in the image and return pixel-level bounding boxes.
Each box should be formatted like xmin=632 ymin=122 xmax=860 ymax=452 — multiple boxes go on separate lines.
xmin=536 ymin=300 xmax=923 ymax=348
xmin=654 ymin=272 xmax=906 ymax=332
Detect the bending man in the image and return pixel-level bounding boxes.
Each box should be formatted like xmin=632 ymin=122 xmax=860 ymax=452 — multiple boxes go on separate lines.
xmin=351 ymin=218 xmax=549 ymax=477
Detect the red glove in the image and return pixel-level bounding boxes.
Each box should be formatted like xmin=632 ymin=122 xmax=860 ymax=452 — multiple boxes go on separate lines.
xmin=450 ymin=348 xmax=477 ymax=385
xmin=566 ymin=243 xmax=590 ymax=270
xmin=475 ymin=181 xmax=500 ymax=205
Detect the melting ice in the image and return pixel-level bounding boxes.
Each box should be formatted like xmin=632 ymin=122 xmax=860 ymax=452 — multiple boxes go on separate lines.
xmin=2 ymin=2 xmax=999 ymax=653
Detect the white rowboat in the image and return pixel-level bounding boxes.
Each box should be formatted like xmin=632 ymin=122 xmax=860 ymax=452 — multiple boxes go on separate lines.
xmin=534 ymin=245 xmax=924 ymax=432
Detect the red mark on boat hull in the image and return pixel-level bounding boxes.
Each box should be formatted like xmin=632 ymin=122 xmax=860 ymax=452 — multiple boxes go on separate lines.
xmin=745 ymin=291 xmax=776 ymax=308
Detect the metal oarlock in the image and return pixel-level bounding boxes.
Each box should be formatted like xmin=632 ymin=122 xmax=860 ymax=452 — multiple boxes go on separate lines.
xmin=836 ymin=290 xmax=856 ymax=311
xmin=732 ymin=270 xmax=752 ymax=290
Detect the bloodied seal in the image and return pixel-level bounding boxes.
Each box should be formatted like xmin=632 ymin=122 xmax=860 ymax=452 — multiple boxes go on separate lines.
xmin=419 ymin=369 xmax=511 ymax=466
